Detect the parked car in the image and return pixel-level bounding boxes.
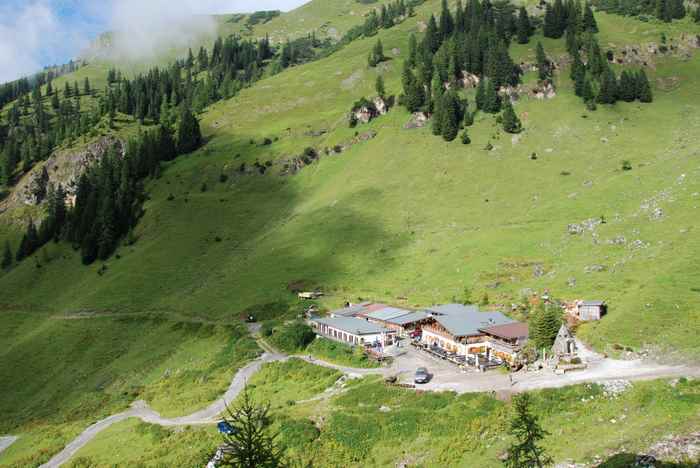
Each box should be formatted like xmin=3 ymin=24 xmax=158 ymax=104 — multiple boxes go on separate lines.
xmin=414 ymin=367 xmax=430 ymax=384
xmin=409 ymin=329 xmax=422 ymax=339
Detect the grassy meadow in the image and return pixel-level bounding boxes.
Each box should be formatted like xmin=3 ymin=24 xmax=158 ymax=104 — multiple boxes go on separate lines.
xmin=1 ymin=0 xmax=700 ymax=465
xmin=56 ymin=369 xmax=700 ymax=467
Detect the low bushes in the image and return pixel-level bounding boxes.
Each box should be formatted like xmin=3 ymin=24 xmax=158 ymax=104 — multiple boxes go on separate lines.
xmin=305 ymin=337 xmax=379 ymax=368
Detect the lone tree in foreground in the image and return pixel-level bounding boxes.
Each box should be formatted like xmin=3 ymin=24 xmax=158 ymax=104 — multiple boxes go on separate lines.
xmin=219 ymin=386 xmax=283 ymax=468
xmin=503 ymin=393 xmax=553 ymax=468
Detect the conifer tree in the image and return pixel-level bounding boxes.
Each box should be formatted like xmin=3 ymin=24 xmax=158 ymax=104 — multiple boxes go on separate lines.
xmin=439 ymin=0 xmax=455 ymax=39
xmin=51 ymin=91 xmax=60 ymax=110
xmin=694 ymin=6 xmax=700 ymax=22
xmin=219 ymin=386 xmax=284 ymax=468
xmin=407 ymin=33 xmax=418 ymax=67
xmin=483 ymin=78 xmax=501 ymax=113
xmin=424 ymin=15 xmax=440 ymax=53
xmin=597 ymin=67 xmax=618 ymax=104
xmin=517 ymin=7 xmax=532 ymax=44
xmin=431 ymin=71 xmax=444 ymax=114
xmin=2 ymin=241 xmax=12 ymax=270
xmin=402 ymin=62 xmax=424 ymax=112
xmin=475 ymin=78 xmax=486 ymax=110
xmin=565 ymin=26 xmax=579 ymax=56
xmin=636 ymin=69 xmax=653 ymax=103
xmin=536 ymin=42 xmax=550 ymax=81
xmin=503 ymin=393 xmax=553 ymax=468
xmin=618 ymin=70 xmax=636 ymax=102
xmin=501 ymin=99 xmax=522 ymax=134
xmin=83 ymin=77 xmax=91 ymax=95
xmin=177 ymin=106 xmax=202 ymax=154
xmin=671 ymin=0 xmax=685 ymax=20
xmin=583 ymin=3 xmax=598 ymax=32
xmin=530 ymin=303 xmax=562 ymax=350
xmin=432 ymin=93 xmax=444 ymax=135
xmin=64 ymin=81 xmax=71 ymax=98
xmin=440 ymin=91 xmax=460 ymax=141
xmin=368 ymin=39 xmax=385 ymax=67
xmin=573 ymin=57 xmax=586 ymax=97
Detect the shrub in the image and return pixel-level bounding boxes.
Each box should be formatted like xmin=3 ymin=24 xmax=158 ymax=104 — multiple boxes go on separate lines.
xmin=269 ymin=321 xmax=315 ymax=353
xmin=219 ymin=173 xmax=229 ymax=183
xmin=621 ymin=160 xmax=632 ymax=171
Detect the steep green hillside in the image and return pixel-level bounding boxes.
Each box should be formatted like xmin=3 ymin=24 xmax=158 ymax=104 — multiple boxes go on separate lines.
xmin=1 ymin=0 xmax=700 ymax=465
xmin=2 ymin=0 xmax=699 ymax=356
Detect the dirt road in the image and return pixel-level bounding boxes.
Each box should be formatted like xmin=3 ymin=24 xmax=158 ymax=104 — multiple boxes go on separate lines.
xmin=0 ymin=437 xmax=18 ymax=456
xmin=30 ymin=338 xmax=700 ymax=468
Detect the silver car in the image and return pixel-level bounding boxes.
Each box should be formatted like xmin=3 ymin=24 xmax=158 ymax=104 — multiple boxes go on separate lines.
xmin=414 ymin=367 xmax=429 ymax=384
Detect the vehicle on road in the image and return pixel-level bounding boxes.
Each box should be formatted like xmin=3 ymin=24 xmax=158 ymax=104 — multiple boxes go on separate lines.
xmin=409 ymin=329 xmax=422 ymax=339
xmin=414 ymin=367 xmax=430 ymax=384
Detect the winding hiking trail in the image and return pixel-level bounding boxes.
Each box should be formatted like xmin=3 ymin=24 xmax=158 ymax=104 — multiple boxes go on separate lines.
xmin=0 ymin=437 xmax=18 ymax=457
xmin=13 ymin=334 xmax=697 ymax=468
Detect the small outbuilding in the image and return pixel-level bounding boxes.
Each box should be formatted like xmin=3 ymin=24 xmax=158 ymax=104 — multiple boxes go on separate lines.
xmin=552 ymin=324 xmax=577 ymax=357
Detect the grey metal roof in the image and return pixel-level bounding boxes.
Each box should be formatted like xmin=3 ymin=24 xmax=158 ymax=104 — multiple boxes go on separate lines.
xmin=387 ymin=311 xmax=430 ymax=326
xmin=311 ymin=316 xmax=392 ymax=335
xmin=581 ymin=300 xmax=605 ymax=306
xmin=426 ymin=303 xmax=481 ymax=316
xmin=364 ymin=306 xmax=413 ymax=321
xmin=425 ymin=304 xmax=515 ymax=337
xmin=330 ymin=302 xmax=371 ymax=317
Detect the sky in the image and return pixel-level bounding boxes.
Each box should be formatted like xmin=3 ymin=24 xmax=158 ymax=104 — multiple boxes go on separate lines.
xmin=0 ymin=0 xmax=309 ymax=84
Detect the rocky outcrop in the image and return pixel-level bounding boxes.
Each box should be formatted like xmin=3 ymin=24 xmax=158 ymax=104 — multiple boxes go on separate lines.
xmin=404 ymin=112 xmax=429 ymax=129
xmin=6 ymin=136 xmax=124 ymax=210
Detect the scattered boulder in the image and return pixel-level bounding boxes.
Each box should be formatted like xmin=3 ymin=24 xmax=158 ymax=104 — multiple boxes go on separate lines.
xmin=391 ymin=47 xmax=401 ymax=56
xmin=530 ymin=80 xmax=556 ymax=100
xmin=460 ymin=71 xmax=480 ymax=88
xmin=584 ymin=264 xmax=607 ymax=273
xmin=404 ymin=112 xmax=429 ymax=129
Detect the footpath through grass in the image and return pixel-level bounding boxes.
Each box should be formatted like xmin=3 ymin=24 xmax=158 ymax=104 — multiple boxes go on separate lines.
xmin=59 ymin=373 xmax=700 ymax=467
xmin=0 ymin=311 xmax=259 ymax=467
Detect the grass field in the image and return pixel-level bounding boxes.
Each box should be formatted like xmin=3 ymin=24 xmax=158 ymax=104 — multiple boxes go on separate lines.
xmin=1 ymin=1 xmax=700 ymax=466
xmin=57 ymin=371 xmax=700 ymax=467
xmin=0 ymin=312 xmax=258 ymax=466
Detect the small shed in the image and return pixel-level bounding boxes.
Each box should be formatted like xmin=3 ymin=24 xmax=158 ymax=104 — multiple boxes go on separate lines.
xmin=578 ymin=300 xmax=607 ymax=321
xmin=552 ymin=324 xmax=577 ymax=356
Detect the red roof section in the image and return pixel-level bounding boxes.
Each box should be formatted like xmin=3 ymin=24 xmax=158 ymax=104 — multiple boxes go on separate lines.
xmin=480 ymin=322 xmax=529 ymax=340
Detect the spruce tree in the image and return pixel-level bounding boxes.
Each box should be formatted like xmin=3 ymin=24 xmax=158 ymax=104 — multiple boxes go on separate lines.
xmin=694 ymin=6 xmax=700 ymax=22
xmin=503 ymin=393 xmax=553 ymax=468
xmin=219 ymin=386 xmax=284 ymax=467
xmin=424 ymin=15 xmax=440 ymax=53
xmin=483 ymin=79 xmax=501 ymax=113
xmin=2 ymin=241 xmax=12 ymax=270
xmin=440 ymin=91 xmax=460 ymax=141
xmin=83 ymin=77 xmax=91 ymax=95
xmin=636 ymin=69 xmax=653 ymax=103
xmin=517 ymin=7 xmax=531 ymax=44
xmin=583 ymin=3 xmax=598 ymax=32
xmin=408 ymin=33 xmax=418 ymax=67
xmin=476 ymin=78 xmax=486 ymax=111
xmin=618 ymin=70 xmax=636 ymax=102
xmin=501 ymin=99 xmax=522 ymax=134
xmin=177 ymin=106 xmax=202 ymax=154
xmin=536 ymin=42 xmax=550 ymax=81
xmin=439 ymin=0 xmax=455 ymax=39
xmin=597 ymin=67 xmax=618 ymax=104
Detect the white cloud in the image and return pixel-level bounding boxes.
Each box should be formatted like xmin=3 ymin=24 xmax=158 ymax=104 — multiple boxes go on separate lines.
xmin=0 ymin=1 xmax=83 ymax=83
xmin=0 ymin=0 xmax=310 ymax=83
xmin=102 ymin=0 xmax=309 ymax=63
